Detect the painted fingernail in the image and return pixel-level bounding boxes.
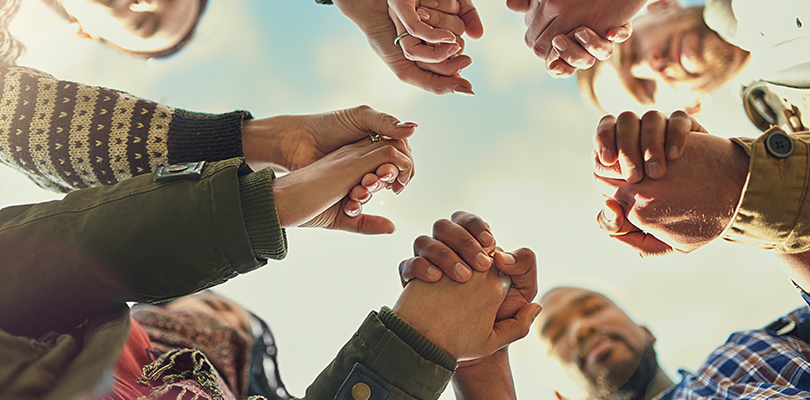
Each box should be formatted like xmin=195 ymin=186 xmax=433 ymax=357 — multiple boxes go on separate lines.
xmin=368 ymin=181 xmax=381 ymax=192
xmin=646 ymin=161 xmax=662 ymax=178
xmin=346 ymin=207 xmax=361 ymax=217
xmin=602 ymin=206 xmax=616 ymax=222
xmin=552 ymin=35 xmax=568 ymax=52
xmin=668 ymin=145 xmax=679 ymax=159
xmin=417 ymin=8 xmax=430 ymax=21
xmin=503 ymin=252 xmax=516 ymax=264
xmin=396 ymin=121 xmax=418 ymax=128
xmin=479 ymin=231 xmax=494 ymax=246
xmin=550 ymin=65 xmax=564 ymax=75
xmin=455 ymin=262 xmax=471 ymax=278
xmin=380 ymin=173 xmax=395 ymax=183
xmin=575 ymin=30 xmax=590 ymax=44
xmin=453 ymin=86 xmax=475 ymax=96
xmin=476 ymin=252 xmax=491 ymax=267
xmin=613 ymin=29 xmax=630 ymax=42
xmin=358 ymin=192 xmax=371 ymax=202
xmin=601 ymin=148 xmax=615 ymax=162
xmin=427 ymin=266 xmax=440 ymax=278
xmin=597 ymin=207 xmax=618 ymax=232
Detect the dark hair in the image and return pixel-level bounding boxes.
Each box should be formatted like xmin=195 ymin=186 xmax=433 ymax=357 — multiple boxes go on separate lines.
xmin=100 ymin=0 xmax=210 ymax=60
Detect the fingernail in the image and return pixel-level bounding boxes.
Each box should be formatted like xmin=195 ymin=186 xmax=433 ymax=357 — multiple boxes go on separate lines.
xmin=614 ymin=29 xmax=630 ymax=42
xmin=533 ymin=304 xmax=543 ymax=318
xmin=476 ymin=252 xmax=491 ymax=267
xmin=626 ymin=166 xmax=641 ymax=183
xmin=503 ymin=252 xmax=516 ymax=264
xmin=417 ymin=8 xmax=430 ymax=21
xmin=427 ymin=266 xmax=440 ymax=278
xmin=368 ymin=181 xmax=381 ymax=192
xmin=358 ymin=192 xmax=371 ymax=202
xmin=453 ymin=86 xmax=475 ymax=97
xmin=601 ymin=148 xmax=614 ymax=162
xmin=459 ymin=58 xmax=473 ymax=69
xmin=396 ymin=121 xmax=418 ymax=128
xmin=455 ymin=262 xmax=471 ymax=278
xmin=574 ymin=30 xmax=590 ymax=44
xmin=602 ymin=206 xmax=616 ymax=222
xmin=668 ymin=145 xmax=679 ymax=159
xmin=380 ymin=173 xmax=395 ymax=183
xmin=646 ymin=161 xmax=662 ymax=178
xmin=346 ymin=207 xmax=361 ymax=217
xmin=479 ymin=231 xmax=494 ymax=246
xmin=550 ymin=65 xmax=564 ymax=75
xmin=552 ymin=35 xmax=568 ymax=52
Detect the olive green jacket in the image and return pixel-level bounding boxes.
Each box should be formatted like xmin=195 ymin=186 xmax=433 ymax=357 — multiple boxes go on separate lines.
xmin=0 ymin=63 xmax=454 ymax=400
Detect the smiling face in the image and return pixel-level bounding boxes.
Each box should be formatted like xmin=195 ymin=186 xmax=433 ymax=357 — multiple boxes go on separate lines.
xmin=61 ymin=0 xmax=202 ymax=56
xmin=580 ymin=4 xmax=750 ymax=111
xmin=537 ymin=287 xmax=657 ymax=399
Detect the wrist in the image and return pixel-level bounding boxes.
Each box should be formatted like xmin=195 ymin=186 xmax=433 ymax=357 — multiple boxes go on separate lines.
xmin=379 ymin=306 xmax=457 ymax=371
xmin=242 ymin=116 xmax=291 ymax=172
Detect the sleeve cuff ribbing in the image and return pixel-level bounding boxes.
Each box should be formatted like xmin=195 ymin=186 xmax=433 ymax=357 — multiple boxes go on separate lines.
xmin=168 ymin=110 xmax=253 ymax=164
xmin=378 ymin=306 xmax=457 ymax=372
xmin=237 ymin=167 xmax=287 ymax=261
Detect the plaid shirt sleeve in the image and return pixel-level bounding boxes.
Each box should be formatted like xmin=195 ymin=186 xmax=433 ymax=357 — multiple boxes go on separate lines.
xmin=656 ymin=294 xmax=810 ymax=399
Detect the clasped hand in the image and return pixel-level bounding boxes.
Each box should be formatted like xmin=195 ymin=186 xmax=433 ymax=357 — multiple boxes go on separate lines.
xmin=591 ymin=110 xmax=749 ymax=257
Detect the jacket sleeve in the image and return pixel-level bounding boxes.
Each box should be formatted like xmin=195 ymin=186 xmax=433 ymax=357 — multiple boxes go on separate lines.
xmin=299 ymin=307 xmax=456 ymax=400
xmin=0 ymin=62 xmax=251 ymax=193
xmin=0 ymin=157 xmax=285 ymax=338
xmin=724 ymin=127 xmax=810 ymax=252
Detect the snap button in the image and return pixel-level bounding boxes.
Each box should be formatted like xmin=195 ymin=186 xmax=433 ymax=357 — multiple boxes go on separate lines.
xmin=351 ymin=382 xmax=371 ymax=400
xmin=168 ymin=165 xmax=188 ymax=172
xmin=765 ymin=131 xmax=794 ymax=158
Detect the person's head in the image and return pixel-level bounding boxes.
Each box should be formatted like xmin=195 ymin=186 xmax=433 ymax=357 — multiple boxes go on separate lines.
xmin=536 ymin=286 xmax=660 ymax=400
xmin=164 ymin=289 xmax=254 ymax=338
xmin=577 ymin=0 xmax=750 ymax=114
xmin=54 ymin=0 xmax=209 ymax=59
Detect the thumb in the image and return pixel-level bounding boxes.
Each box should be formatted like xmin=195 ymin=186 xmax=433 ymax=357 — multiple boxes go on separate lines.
xmin=353 ymin=105 xmax=418 ymax=141
xmin=506 ymin=0 xmax=530 ymax=12
xmin=333 ymin=210 xmax=397 ymax=235
xmin=491 ymin=303 xmax=542 ymax=346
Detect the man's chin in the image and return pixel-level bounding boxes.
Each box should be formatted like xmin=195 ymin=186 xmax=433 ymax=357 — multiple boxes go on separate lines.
xmin=584 ymin=339 xmax=658 ymax=400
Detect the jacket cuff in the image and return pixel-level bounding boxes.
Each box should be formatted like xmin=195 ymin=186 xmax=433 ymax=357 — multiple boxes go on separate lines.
xmin=167 ymin=110 xmax=253 ymax=164
xmin=378 ymin=306 xmax=457 ymax=372
xmin=237 ymin=167 xmax=287 ymax=261
xmin=723 ymin=127 xmax=810 ymax=252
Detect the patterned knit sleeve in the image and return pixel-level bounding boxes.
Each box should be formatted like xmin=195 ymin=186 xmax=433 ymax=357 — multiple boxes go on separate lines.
xmin=0 ymin=63 xmax=251 ymax=193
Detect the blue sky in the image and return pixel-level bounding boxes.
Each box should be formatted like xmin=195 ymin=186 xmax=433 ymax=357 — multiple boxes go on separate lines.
xmin=2 ymin=1 xmax=803 ymax=399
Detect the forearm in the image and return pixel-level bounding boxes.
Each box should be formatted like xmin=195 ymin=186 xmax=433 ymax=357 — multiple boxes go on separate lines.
xmin=0 ymin=157 xmax=285 ymax=337
xmin=0 ymin=63 xmax=251 ymax=192
xmin=452 ymin=348 xmax=516 ymax=400
xmin=724 ymin=128 xmax=810 ymax=252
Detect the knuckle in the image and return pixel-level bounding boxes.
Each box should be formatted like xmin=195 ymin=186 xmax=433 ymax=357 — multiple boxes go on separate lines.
xmin=617 ymin=110 xmax=639 ymax=122
xmin=433 ymin=218 xmax=453 ymax=233
xmin=413 ymin=235 xmax=433 ymax=251
xmin=459 ymin=236 xmax=478 ymax=251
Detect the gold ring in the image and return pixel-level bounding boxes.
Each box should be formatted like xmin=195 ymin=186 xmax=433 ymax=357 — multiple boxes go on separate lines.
xmin=369 ymin=133 xmax=382 ymax=143
xmin=488 ymin=249 xmax=496 ymax=257
xmin=394 ymin=32 xmax=410 ymax=47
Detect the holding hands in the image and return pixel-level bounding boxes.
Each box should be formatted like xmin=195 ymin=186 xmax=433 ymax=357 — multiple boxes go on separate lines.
xmin=243 ymin=105 xmax=417 ymax=235
xmin=592 ymin=111 xmax=749 ymax=257
xmin=395 ymin=212 xmax=541 ymax=360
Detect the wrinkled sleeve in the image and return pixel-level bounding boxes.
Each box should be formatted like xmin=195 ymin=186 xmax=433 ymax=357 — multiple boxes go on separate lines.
xmin=0 ymin=157 xmax=285 ymax=338
xmin=0 ymin=62 xmax=251 ymax=193
xmin=724 ymin=127 xmax=810 ymax=252
xmin=299 ymin=307 xmax=456 ymax=400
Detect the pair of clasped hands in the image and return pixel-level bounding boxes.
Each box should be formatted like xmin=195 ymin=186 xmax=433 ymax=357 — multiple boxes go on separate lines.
xmin=335 ymin=0 xmax=648 ymax=95
xmin=592 ymin=110 xmax=750 ymax=257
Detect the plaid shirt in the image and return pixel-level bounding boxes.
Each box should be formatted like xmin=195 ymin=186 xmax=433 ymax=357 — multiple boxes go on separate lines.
xmin=656 ymin=291 xmax=810 ymax=399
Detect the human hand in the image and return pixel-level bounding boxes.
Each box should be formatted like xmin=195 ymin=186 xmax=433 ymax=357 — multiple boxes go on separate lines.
xmin=508 ymin=0 xmax=644 ymax=75
xmin=400 ymin=211 xmax=539 ymax=320
xmin=333 ymin=0 xmax=475 ymax=95
xmin=594 ymin=110 xmax=697 ymax=184
xmin=452 ymin=347 xmax=517 ymax=400
xmin=545 ymin=24 xmax=631 ymax=78
xmin=389 ymin=0 xmax=475 ymax=79
xmin=272 ymin=136 xmax=413 ymax=234
xmin=393 ymin=261 xmax=541 ymax=361
xmin=592 ymin=126 xmax=749 ymax=256
xmin=242 ymin=105 xmax=416 ymax=183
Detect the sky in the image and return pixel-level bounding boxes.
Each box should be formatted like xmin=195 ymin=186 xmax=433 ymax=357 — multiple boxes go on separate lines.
xmin=2 ymin=0 xmax=805 ymax=399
